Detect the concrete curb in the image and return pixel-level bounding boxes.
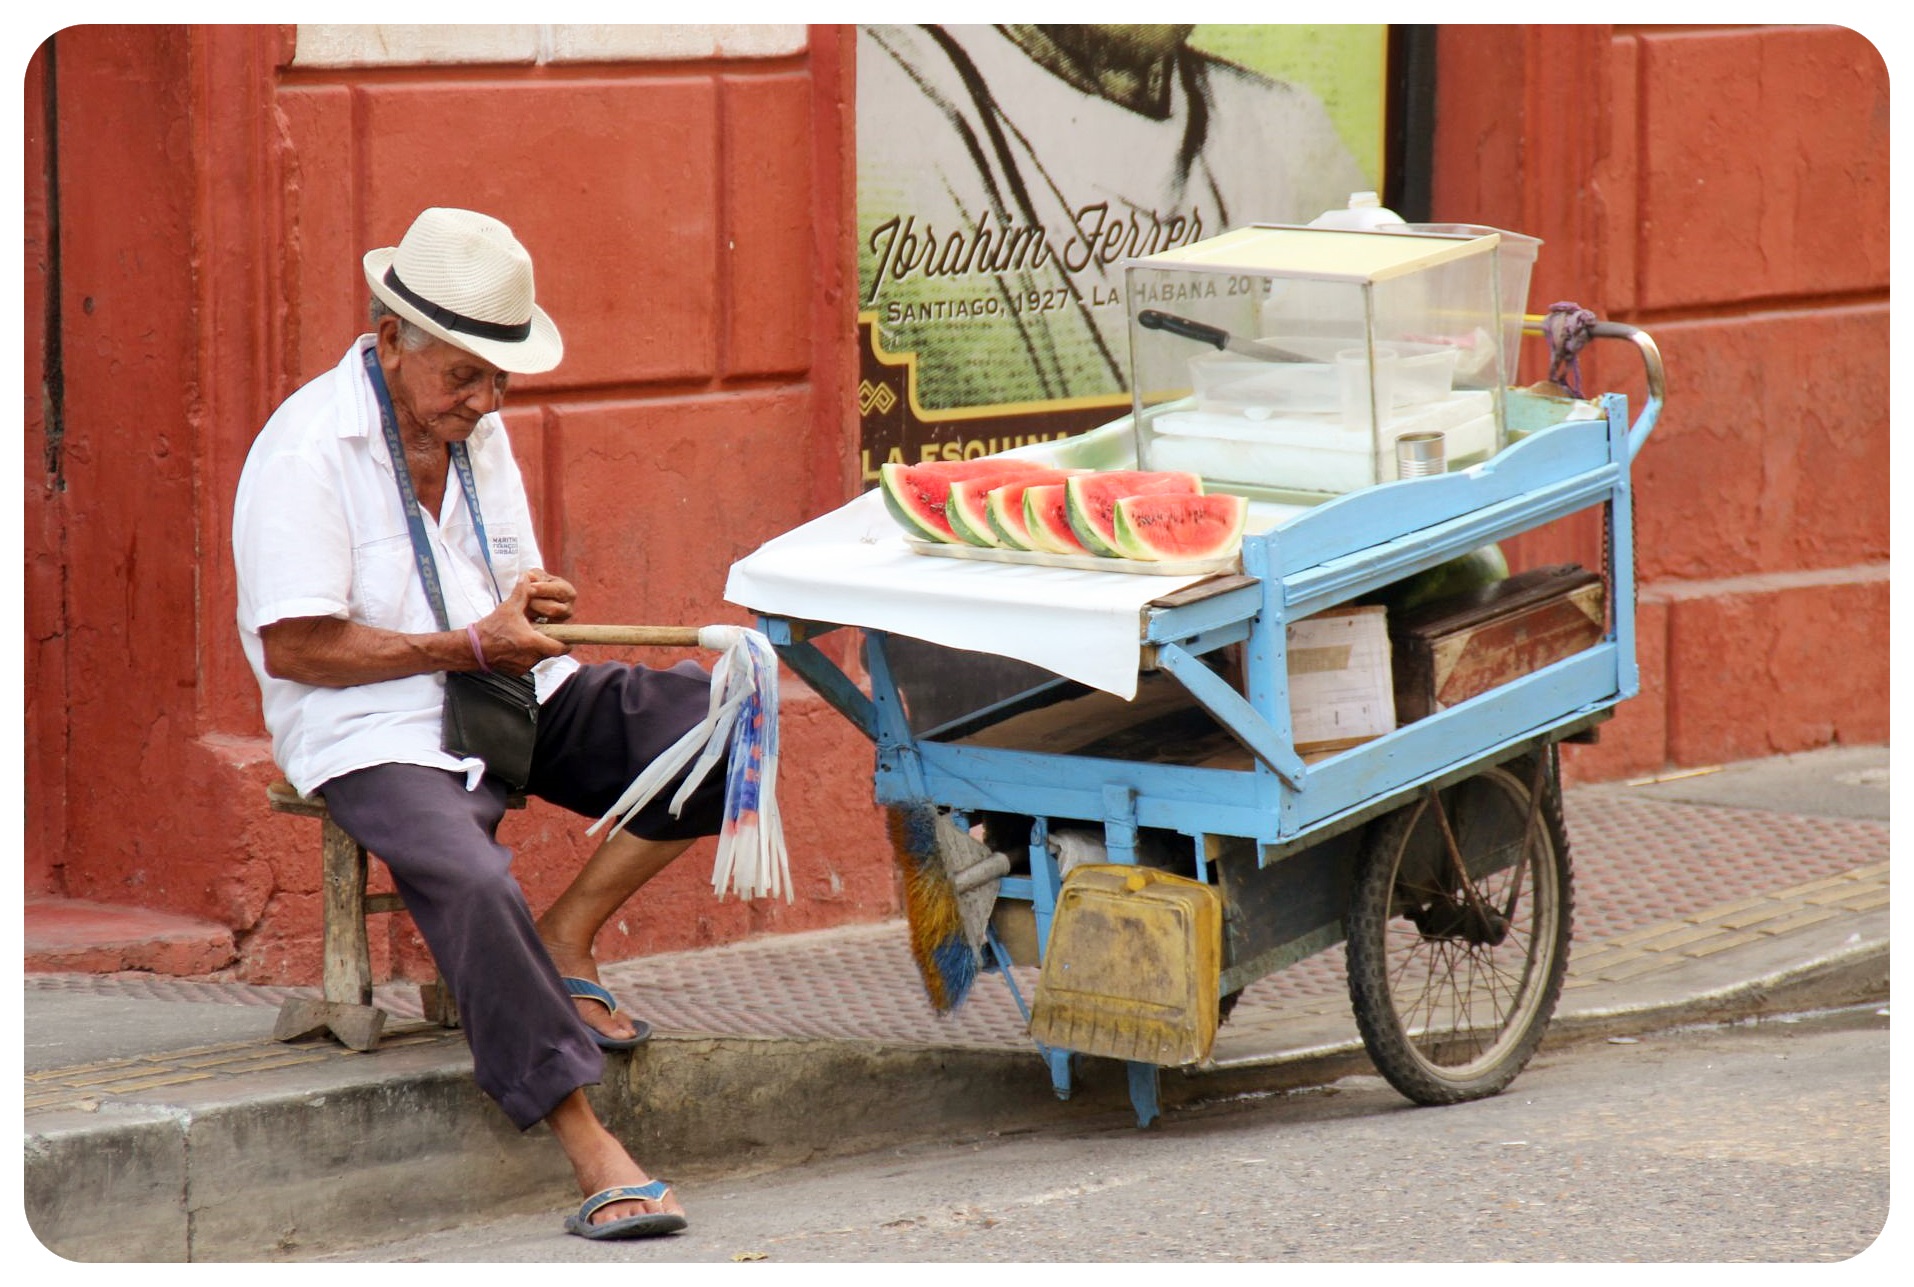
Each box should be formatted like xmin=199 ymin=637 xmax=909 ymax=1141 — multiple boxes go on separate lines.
xmin=1545 ymin=938 xmax=1891 ymax=1042
xmin=26 ymin=1056 xmax=570 ymax=1262
xmin=26 ymin=936 xmax=1889 ymax=1262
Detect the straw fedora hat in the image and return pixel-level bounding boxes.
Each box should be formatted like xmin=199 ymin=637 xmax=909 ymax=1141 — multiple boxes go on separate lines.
xmin=362 ymin=207 xmax=564 ymax=374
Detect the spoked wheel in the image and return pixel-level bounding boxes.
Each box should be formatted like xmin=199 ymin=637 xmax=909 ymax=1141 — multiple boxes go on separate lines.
xmin=1345 ymin=750 xmax=1573 ymax=1105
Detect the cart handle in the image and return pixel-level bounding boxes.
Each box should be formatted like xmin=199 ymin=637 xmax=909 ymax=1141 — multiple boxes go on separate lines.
xmin=537 ymin=624 xmax=703 ymax=647
xmin=1523 ymin=315 xmax=1665 ymax=461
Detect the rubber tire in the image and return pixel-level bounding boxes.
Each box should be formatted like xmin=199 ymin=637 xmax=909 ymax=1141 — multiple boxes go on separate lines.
xmin=1345 ymin=755 xmax=1573 ymax=1106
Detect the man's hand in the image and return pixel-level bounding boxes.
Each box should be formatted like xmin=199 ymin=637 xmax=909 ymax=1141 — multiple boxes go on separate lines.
xmin=258 ymin=574 xmax=576 ymax=687
xmin=521 ymin=568 xmax=577 ymax=625
xmin=474 ymin=575 xmax=572 ymax=676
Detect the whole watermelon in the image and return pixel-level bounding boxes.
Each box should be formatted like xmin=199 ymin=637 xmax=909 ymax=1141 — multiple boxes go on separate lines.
xmin=1363 ymin=544 xmax=1510 ymax=615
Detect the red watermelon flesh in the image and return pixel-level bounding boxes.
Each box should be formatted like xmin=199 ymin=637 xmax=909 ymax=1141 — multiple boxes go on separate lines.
xmin=980 ymin=470 xmax=1075 ymax=550
xmin=880 ymin=459 xmax=1047 ymax=544
xmin=947 ymin=468 xmax=1069 ymax=547
xmin=1065 ymin=471 xmax=1204 ymax=557
xmin=1021 ymin=483 xmax=1090 ymax=555
xmin=1112 ymin=493 xmax=1248 ymax=561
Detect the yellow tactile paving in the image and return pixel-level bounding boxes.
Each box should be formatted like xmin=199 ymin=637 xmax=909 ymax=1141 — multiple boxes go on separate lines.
xmin=1707 ymin=903 xmax=1806 ymax=932
xmin=24 ymin=1055 xmax=149 ymax=1082
xmin=171 ymin=1048 xmax=328 ymax=1071
xmin=1590 ymin=921 xmax=1693 ymax=949
xmin=24 ymin=1092 xmax=85 ymax=1110
xmin=82 ymin=1071 xmax=216 ymax=1094
xmin=1755 ymin=906 xmax=1841 ymax=936
xmin=1591 ymin=953 xmax=1681 ymax=982
xmin=1679 ymin=930 xmax=1767 ymax=959
xmin=1615 ymin=923 xmax=1726 ymax=954
xmin=1687 ymin=894 xmax=1787 ymax=923
xmin=1835 ymin=889 xmax=1891 ymax=913
xmin=1564 ymin=863 xmax=1886 ymax=985
xmin=1776 ymin=872 xmax=1874 ymax=897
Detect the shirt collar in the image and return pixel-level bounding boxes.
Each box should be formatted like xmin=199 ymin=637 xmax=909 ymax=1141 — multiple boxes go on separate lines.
xmin=337 ymin=334 xmax=383 ymax=447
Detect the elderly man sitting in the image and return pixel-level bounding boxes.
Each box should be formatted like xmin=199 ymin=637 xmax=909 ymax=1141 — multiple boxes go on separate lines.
xmin=233 ymin=207 xmax=721 ymax=1241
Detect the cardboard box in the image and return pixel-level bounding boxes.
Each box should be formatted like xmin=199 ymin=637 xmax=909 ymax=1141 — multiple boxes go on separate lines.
xmin=1390 ymin=564 xmax=1607 ymax=722
xmin=1286 ymin=605 xmax=1395 ymax=755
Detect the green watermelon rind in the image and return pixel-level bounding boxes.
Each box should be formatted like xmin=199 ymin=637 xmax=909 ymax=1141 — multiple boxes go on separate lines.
xmin=1065 ymin=472 xmax=1203 ymax=558
xmin=880 ymin=464 xmax=959 ymax=543
xmin=878 ymin=459 xmax=1045 ymax=545
xmin=944 ymin=478 xmax=1004 ymax=548
xmin=1112 ymin=493 xmax=1248 ymax=562
xmin=985 ymin=489 xmax=1033 ymax=550
xmin=982 ymin=470 xmax=1077 ymax=551
xmin=1022 ymin=484 xmax=1089 ymax=555
xmin=947 ymin=467 xmax=1066 ymax=547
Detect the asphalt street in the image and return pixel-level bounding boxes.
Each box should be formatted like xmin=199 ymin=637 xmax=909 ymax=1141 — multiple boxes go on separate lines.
xmin=312 ymin=1004 xmax=1892 ymax=1265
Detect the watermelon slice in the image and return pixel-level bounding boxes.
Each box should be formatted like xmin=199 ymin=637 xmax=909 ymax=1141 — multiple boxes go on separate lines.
xmin=943 ymin=476 xmax=1003 ymax=547
xmin=1022 ymin=483 xmax=1091 ymax=555
xmin=879 ymin=458 xmax=1046 ymax=544
xmin=980 ymin=470 xmax=1074 ymax=550
xmin=946 ymin=469 xmax=1066 ymax=547
xmin=1112 ymin=493 xmax=1249 ymax=562
xmin=1065 ymin=471 xmax=1204 ymax=558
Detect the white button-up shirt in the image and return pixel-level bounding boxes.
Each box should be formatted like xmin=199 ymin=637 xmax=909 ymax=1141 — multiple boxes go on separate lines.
xmin=233 ymin=335 xmax=578 ymax=794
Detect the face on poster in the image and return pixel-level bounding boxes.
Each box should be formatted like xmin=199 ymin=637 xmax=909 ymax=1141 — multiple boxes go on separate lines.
xmin=855 ymin=24 xmax=1388 ymax=479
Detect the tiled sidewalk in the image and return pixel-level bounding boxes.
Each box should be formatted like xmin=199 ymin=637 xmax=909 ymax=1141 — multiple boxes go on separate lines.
xmin=25 ymin=794 xmax=1888 ymax=1115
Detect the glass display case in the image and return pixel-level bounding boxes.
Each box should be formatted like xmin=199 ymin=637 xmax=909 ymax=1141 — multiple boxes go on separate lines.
xmin=1126 ymin=225 xmax=1510 ymax=504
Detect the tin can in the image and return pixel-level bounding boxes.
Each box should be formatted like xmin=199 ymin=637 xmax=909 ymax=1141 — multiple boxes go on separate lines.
xmin=1396 ymin=431 xmax=1447 ymax=478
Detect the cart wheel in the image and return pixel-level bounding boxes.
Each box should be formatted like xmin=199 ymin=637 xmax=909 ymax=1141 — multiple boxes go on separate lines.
xmin=1345 ymin=753 xmax=1572 ymax=1105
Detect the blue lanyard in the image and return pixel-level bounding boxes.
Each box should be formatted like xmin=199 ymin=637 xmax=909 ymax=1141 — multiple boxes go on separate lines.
xmin=361 ymin=346 xmax=506 ymax=632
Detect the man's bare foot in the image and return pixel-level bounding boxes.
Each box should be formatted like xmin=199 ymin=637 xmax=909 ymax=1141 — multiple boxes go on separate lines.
xmin=537 ymin=930 xmax=641 ymax=1044
xmin=547 ymin=1090 xmax=687 ymax=1229
xmin=573 ymin=1143 xmax=685 ymax=1228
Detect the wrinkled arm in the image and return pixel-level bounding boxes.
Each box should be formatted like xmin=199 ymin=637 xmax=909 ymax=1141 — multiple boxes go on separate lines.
xmin=260 ymin=616 xmax=470 ymax=687
xmin=261 ymin=575 xmax=569 ymax=686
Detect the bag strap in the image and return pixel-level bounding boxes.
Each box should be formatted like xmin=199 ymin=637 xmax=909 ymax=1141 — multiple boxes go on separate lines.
xmin=361 ymin=345 xmax=508 ymax=630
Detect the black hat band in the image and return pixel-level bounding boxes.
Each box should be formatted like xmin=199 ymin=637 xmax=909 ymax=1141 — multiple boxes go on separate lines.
xmin=383 ymin=267 xmax=532 ymax=343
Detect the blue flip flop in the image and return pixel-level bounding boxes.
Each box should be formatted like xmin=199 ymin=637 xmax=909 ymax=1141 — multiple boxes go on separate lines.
xmin=561 ymin=976 xmax=653 ymax=1050
xmin=564 ymin=1181 xmax=687 ymax=1241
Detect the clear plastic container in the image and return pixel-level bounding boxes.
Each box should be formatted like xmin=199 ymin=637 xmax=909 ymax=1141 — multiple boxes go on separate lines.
xmin=1383 ymin=222 xmax=1541 ymax=374
xmin=1189 ymin=338 xmax=1457 ymax=420
xmin=1125 ymin=225 xmax=1507 ymax=500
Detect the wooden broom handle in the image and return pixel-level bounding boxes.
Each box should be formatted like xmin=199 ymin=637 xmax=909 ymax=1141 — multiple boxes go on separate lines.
xmin=536 ymin=624 xmax=704 ymax=647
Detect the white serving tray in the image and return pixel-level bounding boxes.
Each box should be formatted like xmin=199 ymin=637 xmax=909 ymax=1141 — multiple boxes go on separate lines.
xmin=904 ymin=536 xmax=1238 ymax=577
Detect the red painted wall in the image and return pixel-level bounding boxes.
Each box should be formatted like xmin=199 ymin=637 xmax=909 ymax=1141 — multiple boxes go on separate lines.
xmin=23 ymin=24 xmax=1889 ymax=983
xmin=1427 ymin=24 xmax=1889 ymax=783
xmin=25 ymin=25 xmax=886 ymax=984
xmin=24 ymin=46 xmax=60 ymax=894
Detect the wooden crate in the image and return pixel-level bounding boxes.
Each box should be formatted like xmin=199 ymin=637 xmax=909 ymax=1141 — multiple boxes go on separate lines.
xmin=1390 ymin=564 xmax=1607 ymax=723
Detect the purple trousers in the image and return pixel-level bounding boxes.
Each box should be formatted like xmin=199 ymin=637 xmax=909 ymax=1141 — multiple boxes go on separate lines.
xmin=318 ymin=661 xmax=725 ymax=1129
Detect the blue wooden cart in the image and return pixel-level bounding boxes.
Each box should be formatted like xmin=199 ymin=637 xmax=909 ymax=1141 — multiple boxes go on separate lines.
xmin=746 ymin=322 xmax=1664 ymax=1127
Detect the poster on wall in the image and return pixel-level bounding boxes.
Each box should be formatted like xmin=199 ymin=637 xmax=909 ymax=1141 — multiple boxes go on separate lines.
xmin=855 ymin=24 xmax=1396 ymax=485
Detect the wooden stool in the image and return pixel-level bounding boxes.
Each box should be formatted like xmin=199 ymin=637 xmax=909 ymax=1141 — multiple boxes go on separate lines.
xmin=266 ymin=780 xmax=523 ymax=1051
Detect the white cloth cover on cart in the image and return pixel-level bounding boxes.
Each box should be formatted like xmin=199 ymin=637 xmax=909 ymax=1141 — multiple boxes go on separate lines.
xmin=724 ymin=487 xmax=1223 ymax=700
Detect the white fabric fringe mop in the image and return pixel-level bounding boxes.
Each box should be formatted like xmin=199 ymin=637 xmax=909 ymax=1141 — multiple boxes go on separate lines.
xmin=553 ymin=623 xmax=790 ymax=902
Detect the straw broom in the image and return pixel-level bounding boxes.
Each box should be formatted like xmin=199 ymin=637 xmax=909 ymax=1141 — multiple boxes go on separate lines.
xmin=886 ymin=804 xmax=1011 ymax=1013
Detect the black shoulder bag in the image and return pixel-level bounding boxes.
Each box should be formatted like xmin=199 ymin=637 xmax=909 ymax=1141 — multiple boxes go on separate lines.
xmin=363 ymin=347 xmax=540 ymax=789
